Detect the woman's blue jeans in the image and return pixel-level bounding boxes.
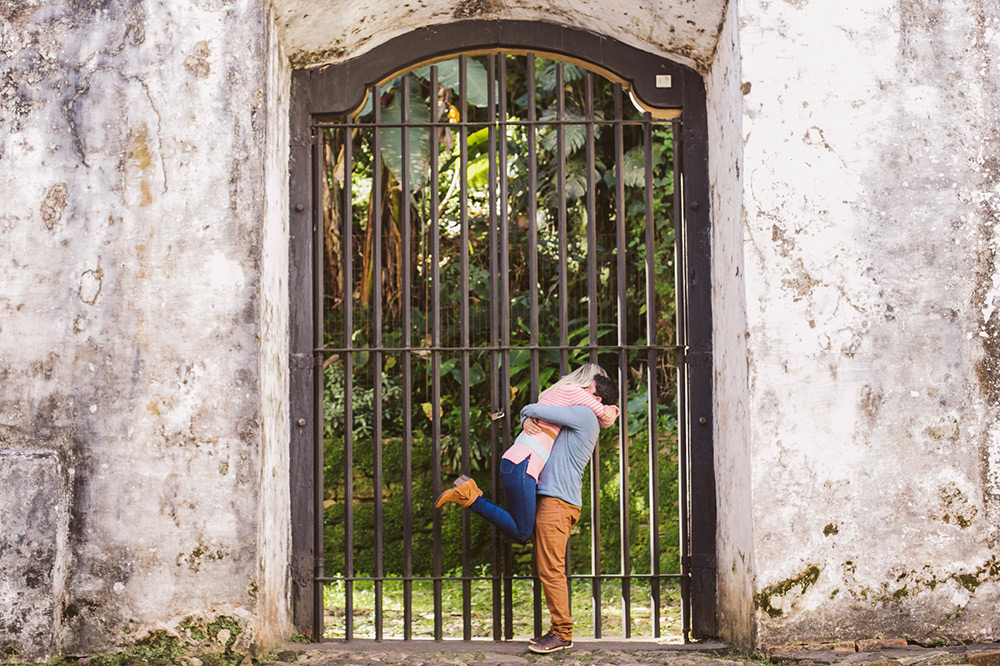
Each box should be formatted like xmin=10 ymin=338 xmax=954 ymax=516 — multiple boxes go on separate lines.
xmin=468 ymin=457 xmax=536 ymax=543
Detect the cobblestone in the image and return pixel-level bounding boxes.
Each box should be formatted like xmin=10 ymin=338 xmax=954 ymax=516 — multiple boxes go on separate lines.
xmin=284 ymin=641 xmax=1000 ymax=666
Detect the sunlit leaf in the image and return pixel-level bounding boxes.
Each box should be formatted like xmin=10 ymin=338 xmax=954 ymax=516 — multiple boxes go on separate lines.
xmin=414 ymin=58 xmax=489 ymax=108
xmin=466 ymin=155 xmax=492 ymax=188
xmin=379 ymin=77 xmax=432 ymax=191
xmin=421 ymin=402 xmax=437 ymax=421
xmin=466 ymin=126 xmax=491 ymax=149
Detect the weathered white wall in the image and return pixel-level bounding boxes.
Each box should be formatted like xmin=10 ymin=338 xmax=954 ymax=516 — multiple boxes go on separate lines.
xmin=707 ymin=0 xmax=755 ymax=650
xmin=740 ymin=0 xmax=1000 ymax=646
xmin=273 ymin=0 xmax=728 ymax=69
xmin=256 ymin=3 xmax=294 ymax=651
xmin=0 ymin=0 xmax=289 ymax=659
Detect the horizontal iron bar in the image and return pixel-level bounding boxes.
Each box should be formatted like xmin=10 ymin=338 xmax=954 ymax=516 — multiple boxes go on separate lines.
xmin=315 ymin=344 xmax=686 ymax=355
xmin=314 ymin=118 xmax=677 ymax=130
xmin=316 ymin=573 xmax=686 ymax=583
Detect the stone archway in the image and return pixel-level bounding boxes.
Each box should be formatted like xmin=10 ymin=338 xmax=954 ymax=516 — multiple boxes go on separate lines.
xmin=272 ymin=1 xmax=727 ymax=72
xmin=269 ymin=1 xmax=752 ymax=648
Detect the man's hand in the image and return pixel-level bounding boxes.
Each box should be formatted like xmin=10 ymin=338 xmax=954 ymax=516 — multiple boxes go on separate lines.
xmin=598 ymin=404 xmax=620 ymax=425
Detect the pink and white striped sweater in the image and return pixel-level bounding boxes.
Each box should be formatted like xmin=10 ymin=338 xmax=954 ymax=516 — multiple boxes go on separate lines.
xmin=502 ymin=384 xmax=620 ymax=480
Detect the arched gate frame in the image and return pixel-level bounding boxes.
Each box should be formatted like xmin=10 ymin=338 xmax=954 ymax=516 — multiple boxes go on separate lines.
xmin=288 ymin=20 xmax=716 ymax=641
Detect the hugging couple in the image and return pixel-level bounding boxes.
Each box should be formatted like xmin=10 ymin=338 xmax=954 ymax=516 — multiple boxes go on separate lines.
xmin=435 ymin=363 xmax=620 ymax=653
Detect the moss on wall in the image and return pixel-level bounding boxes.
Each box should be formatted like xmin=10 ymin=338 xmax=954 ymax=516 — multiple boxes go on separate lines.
xmin=754 ymin=565 xmax=821 ymax=618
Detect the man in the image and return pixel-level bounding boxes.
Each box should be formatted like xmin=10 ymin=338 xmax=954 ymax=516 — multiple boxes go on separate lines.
xmin=520 ymin=374 xmax=619 ymax=654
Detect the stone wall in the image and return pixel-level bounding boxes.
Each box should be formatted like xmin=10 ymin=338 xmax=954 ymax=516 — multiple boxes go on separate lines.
xmin=739 ymin=0 xmax=1000 ymax=646
xmin=0 ymin=0 xmax=290 ymax=660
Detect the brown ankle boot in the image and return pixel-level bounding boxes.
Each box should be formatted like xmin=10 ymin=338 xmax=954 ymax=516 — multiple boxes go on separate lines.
xmin=434 ymin=477 xmax=483 ymax=508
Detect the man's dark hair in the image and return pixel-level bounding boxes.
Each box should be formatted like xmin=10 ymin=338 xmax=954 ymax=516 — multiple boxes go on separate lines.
xmin=593 ymin=375 xmax=618 ymax=406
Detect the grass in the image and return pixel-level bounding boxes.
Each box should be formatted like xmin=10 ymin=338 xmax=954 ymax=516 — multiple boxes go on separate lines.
xmin=322 ymin=575 xmax=684 ymax=640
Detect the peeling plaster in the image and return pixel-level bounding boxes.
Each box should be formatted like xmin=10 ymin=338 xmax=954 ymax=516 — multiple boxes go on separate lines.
xmin=271 ymin=0 xmax=729 ymax=71
xmin=40 ymin=183 xmax=69 ymax=229
xmin=78 ymin=264 xmax=103 ymax=306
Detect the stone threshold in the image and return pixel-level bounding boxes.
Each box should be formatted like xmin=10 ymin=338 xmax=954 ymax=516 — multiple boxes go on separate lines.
xmin=298 ymin=638 xmax=729 ymax=654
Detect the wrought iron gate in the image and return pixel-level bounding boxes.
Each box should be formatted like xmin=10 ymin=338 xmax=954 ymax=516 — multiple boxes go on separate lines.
xmin=289 ymin=21 xmax=716 ymax=643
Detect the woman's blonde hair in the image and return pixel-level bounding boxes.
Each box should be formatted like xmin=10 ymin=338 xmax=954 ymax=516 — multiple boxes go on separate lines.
xmin=538 ymin=363 xmax=609 ymax=400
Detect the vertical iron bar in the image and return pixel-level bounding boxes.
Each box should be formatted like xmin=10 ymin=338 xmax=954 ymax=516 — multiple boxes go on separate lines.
xmin=486 ymin=53 xmax=503 ymax=642
xmin=458 ymin=55 xmax=473 ymax=642
xmin=643 ymin=113 xmax=662 ymax=638
xmin=555 ymin=60 xmax=571 ymax=622
xmin=556 ymin=62 xmax=568 ymax=376
xmin=430 ymin=65 xmax=444 ymax=643
xmin=498 ymin=54 xmax=515 ymax=642
xmin=311 ymin=126 xmax=326 ymax=642
xmin=526 ymin=58 xmax=540 ymax=399
xmin=372 ymin=88 xmax=385 ymax=641
xmin=583 ymin=72 xmax=602 ymax=640
xmin=526 ymin=53 xmax=543 ymax=640
xmin=585 ymin=72 xmax=599 ymax=360
xmin=342 ymin=124 xmax=356 ymax=642
xmin=613 ymin=84 xmax=632 ymax=637
xmin=526 ymin=54 xmax=540 ymax=400
xmin=400 ymin=74 xmax=414 ymax=640
xmin=672 ymin=117 xmax=691 ymax=642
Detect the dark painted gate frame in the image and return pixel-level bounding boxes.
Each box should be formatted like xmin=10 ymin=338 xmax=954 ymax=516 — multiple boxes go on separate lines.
xmin=287 ymin=19 xmax=716 ymax=640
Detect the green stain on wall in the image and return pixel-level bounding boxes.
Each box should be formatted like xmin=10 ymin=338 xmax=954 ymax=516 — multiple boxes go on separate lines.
xmin=754 ymin=564 xmax=821 ymax=618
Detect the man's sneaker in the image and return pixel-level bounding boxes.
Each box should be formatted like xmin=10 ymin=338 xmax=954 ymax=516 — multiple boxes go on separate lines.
xmin=528 ymin=631 xmax=549 ymax=645
xmin=528 ymin=632 xmax=573 ymax=653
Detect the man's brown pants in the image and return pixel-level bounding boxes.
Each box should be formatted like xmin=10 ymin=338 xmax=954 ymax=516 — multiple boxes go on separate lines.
xmin=534 ymin=495 xmax=582 ymax=640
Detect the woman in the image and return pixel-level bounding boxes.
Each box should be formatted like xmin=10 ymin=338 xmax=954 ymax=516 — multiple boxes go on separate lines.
xmin=434 ymin=363 xmax=619 ymax=543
